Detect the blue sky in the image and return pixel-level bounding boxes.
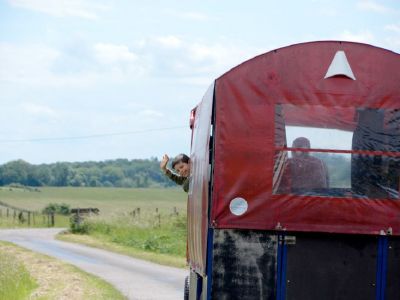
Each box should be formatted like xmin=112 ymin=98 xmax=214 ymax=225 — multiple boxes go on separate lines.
xmin=0 ymin=0 xmax=399 ymax=164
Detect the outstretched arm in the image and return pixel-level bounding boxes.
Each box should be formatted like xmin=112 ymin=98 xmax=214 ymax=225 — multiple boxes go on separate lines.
xmin=160 ymin=154 xmax=169 ymax=173
xmin=160 ymin=154 xmax=186 ymax=185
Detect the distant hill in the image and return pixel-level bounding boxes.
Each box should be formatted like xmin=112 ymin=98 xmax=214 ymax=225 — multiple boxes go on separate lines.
xmin=0 ymin=158 xmax=176 ymax=188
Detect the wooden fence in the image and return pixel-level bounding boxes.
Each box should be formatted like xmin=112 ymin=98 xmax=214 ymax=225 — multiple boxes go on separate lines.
xmin=0 ymin=200 xmax=56 ymax=227
xmin=130 ymin=206 xmax=181 ymax=227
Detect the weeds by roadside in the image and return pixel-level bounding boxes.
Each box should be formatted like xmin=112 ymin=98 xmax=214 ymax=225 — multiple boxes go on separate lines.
xmin=71 ymin=212 xmax=187 ymax=257
xmin=60 ymin=210 xmax=187 ymax=268
xmin=0 ymin=247 xmax=37 ymax=300
xmin=0 ymin=241 xmax=127 ymax=300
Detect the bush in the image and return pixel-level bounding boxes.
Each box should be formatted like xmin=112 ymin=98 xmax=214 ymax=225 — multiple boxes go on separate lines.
xmin=7 ymin=183 xmax=25 ymax=189
xmin=42 ymin=203 xmax=70 ymax=215
xmin=70 ymin=219 xmax=90 ymax=234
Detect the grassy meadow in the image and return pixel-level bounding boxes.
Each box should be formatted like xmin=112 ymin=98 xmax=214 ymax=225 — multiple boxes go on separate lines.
xmin=0 ymin=186 xmax=187 ymax=215
xmin=0 ymin=186 xmax=188 ymax=267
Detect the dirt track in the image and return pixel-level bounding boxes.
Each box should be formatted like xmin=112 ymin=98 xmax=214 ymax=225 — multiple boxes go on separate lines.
xmin=0 ymin=228 xmax=187 ymax=300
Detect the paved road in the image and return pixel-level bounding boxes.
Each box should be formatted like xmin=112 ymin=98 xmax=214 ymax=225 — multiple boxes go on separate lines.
xmin=0 ymin=228 xmax=187 ymax=300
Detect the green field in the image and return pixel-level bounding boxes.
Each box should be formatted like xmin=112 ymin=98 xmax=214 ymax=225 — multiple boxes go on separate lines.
xmin=0 ymin=186 xmax=187 ymax=215
xmin=0 ymin=187 xmax=188 ymax=267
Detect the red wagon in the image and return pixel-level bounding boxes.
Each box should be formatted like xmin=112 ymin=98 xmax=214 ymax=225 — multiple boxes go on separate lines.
xmin=187 ymin=41 xmax=400 ymax=300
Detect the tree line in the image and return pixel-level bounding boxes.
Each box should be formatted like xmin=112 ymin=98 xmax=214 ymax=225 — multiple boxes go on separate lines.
xmin=0 ymin=158 xmax=176 ymax=188
xmin=0 ymin=154 xmax=351 ymax=189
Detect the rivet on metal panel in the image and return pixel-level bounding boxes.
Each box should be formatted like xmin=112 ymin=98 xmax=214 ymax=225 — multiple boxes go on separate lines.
xmin=387 ymin=227 xmax=393 ymax=235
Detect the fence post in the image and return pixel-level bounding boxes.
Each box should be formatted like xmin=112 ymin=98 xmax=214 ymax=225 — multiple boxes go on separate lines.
xmin=75 ymin=208 xmax=81 ymax=230
xmin=157 ymin=214 xmax=161 ymax=228
xmin=0 ymin=209 xmax=2 ymax=218
xmin=18 ymin=211 xmax=24 ymax=224
xmin=6 ymin=208 xmax=9 ymax=218
xmin=156 ymin=207 xmax=159 ymax=213
xmin=28 ymin=212 xmax=31 ymax=226
xmin=51 ymin=213 xmax=55 ymax=227
xmin=33 ymin=212 xmax=35 ymax=226
xmin=13 ymin=210 xmax=16 ymax=222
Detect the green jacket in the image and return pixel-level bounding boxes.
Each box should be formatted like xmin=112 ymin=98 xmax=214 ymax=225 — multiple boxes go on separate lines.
xmin=164 ymin=168 xmax=189 ymax=193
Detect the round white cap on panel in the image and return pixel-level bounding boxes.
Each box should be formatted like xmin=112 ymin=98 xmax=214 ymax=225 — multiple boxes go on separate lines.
xmin=229 ymin=197 xmax=248 ymax=216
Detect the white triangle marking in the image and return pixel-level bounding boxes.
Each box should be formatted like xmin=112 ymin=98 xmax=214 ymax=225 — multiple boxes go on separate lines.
xmin=324 ymin=50 xmax=356 ymax=80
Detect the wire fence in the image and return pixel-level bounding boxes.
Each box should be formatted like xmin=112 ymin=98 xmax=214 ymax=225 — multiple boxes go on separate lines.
xmin=0 ymin=201 xmax=56 ymax=227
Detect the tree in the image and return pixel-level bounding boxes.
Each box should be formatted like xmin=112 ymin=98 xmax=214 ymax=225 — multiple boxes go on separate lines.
xmin=51 ymin=163 xmax=71 ymax=186
xmin=0 ymin=158 xmax=175 ymax=188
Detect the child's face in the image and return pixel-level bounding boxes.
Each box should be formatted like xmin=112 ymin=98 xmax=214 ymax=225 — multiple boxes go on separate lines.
xmin=174 ymin=161 xmax=190 ymax=177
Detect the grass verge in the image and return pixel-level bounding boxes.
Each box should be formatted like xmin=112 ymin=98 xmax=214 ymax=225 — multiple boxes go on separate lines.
xmin=58 ymin=233 xmax=187 ymax=268
xmin=0 ymin=241 xmax=126 ymax=300
xmin=57 ymin=213 xmax=187 ymax=269
xmin=0 ymin=244 xmax=37 ymax=300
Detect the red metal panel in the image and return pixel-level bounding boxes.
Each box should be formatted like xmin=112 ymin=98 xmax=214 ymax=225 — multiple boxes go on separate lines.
xmin=211 ymin=41 xmax=400 ymax=235
xmin=188 ymin=83 xmax=214 ymax=274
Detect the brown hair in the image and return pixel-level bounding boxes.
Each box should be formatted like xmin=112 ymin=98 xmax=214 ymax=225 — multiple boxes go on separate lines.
xmin=172 ymin=153 xmax=190 ymax=169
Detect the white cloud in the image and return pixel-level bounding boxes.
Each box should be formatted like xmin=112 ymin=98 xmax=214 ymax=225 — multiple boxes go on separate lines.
xmin=177 ymin=11 xmax=210 ymax=21
xmin=166 ymin=10 xmax=211 ymax=21
xmin=20 ymin=103 xmax=58 ymax=117
xmin=385 ymin=24 xmax=400 ymax=33
xmin=177 ymin=76 xmax=215 ymax=87
xmin=7 ymin=0 xmax=110 ymax=19
xmin=356 ymin=0 xmax=394 ymax=14
xmin=186 ymin=41 xmax=264 ymax=74
xmin=155 ymin=36 xmax=183 ymax=49
xmin=384 ymin=36 xmax=400 ymax=52
xmin=0 ymin=42 xmax=150 ymax=88
xmin=318 ymin=7 xmax=339 ymax=16
xmin=94 ymin=43 xmax=138 ymax=64
xmin=143 ymin=35 xmax=263 ymax=80
xmin=334 ymin=29 xmax=400 ymax=54
xmin=336 ymin=30 xmax=375 ymax=43
xmin=138 ymin=110 xmax=164 ymax=118
xmin=0 ymin=43 xmax=60 ymax=85
xmin=0 ymin=36 xmax=262 ymax=89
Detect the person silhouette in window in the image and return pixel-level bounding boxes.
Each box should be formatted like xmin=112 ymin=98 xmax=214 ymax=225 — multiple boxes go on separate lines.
xmin=288 ymin=137 xmax=329 ymax=192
